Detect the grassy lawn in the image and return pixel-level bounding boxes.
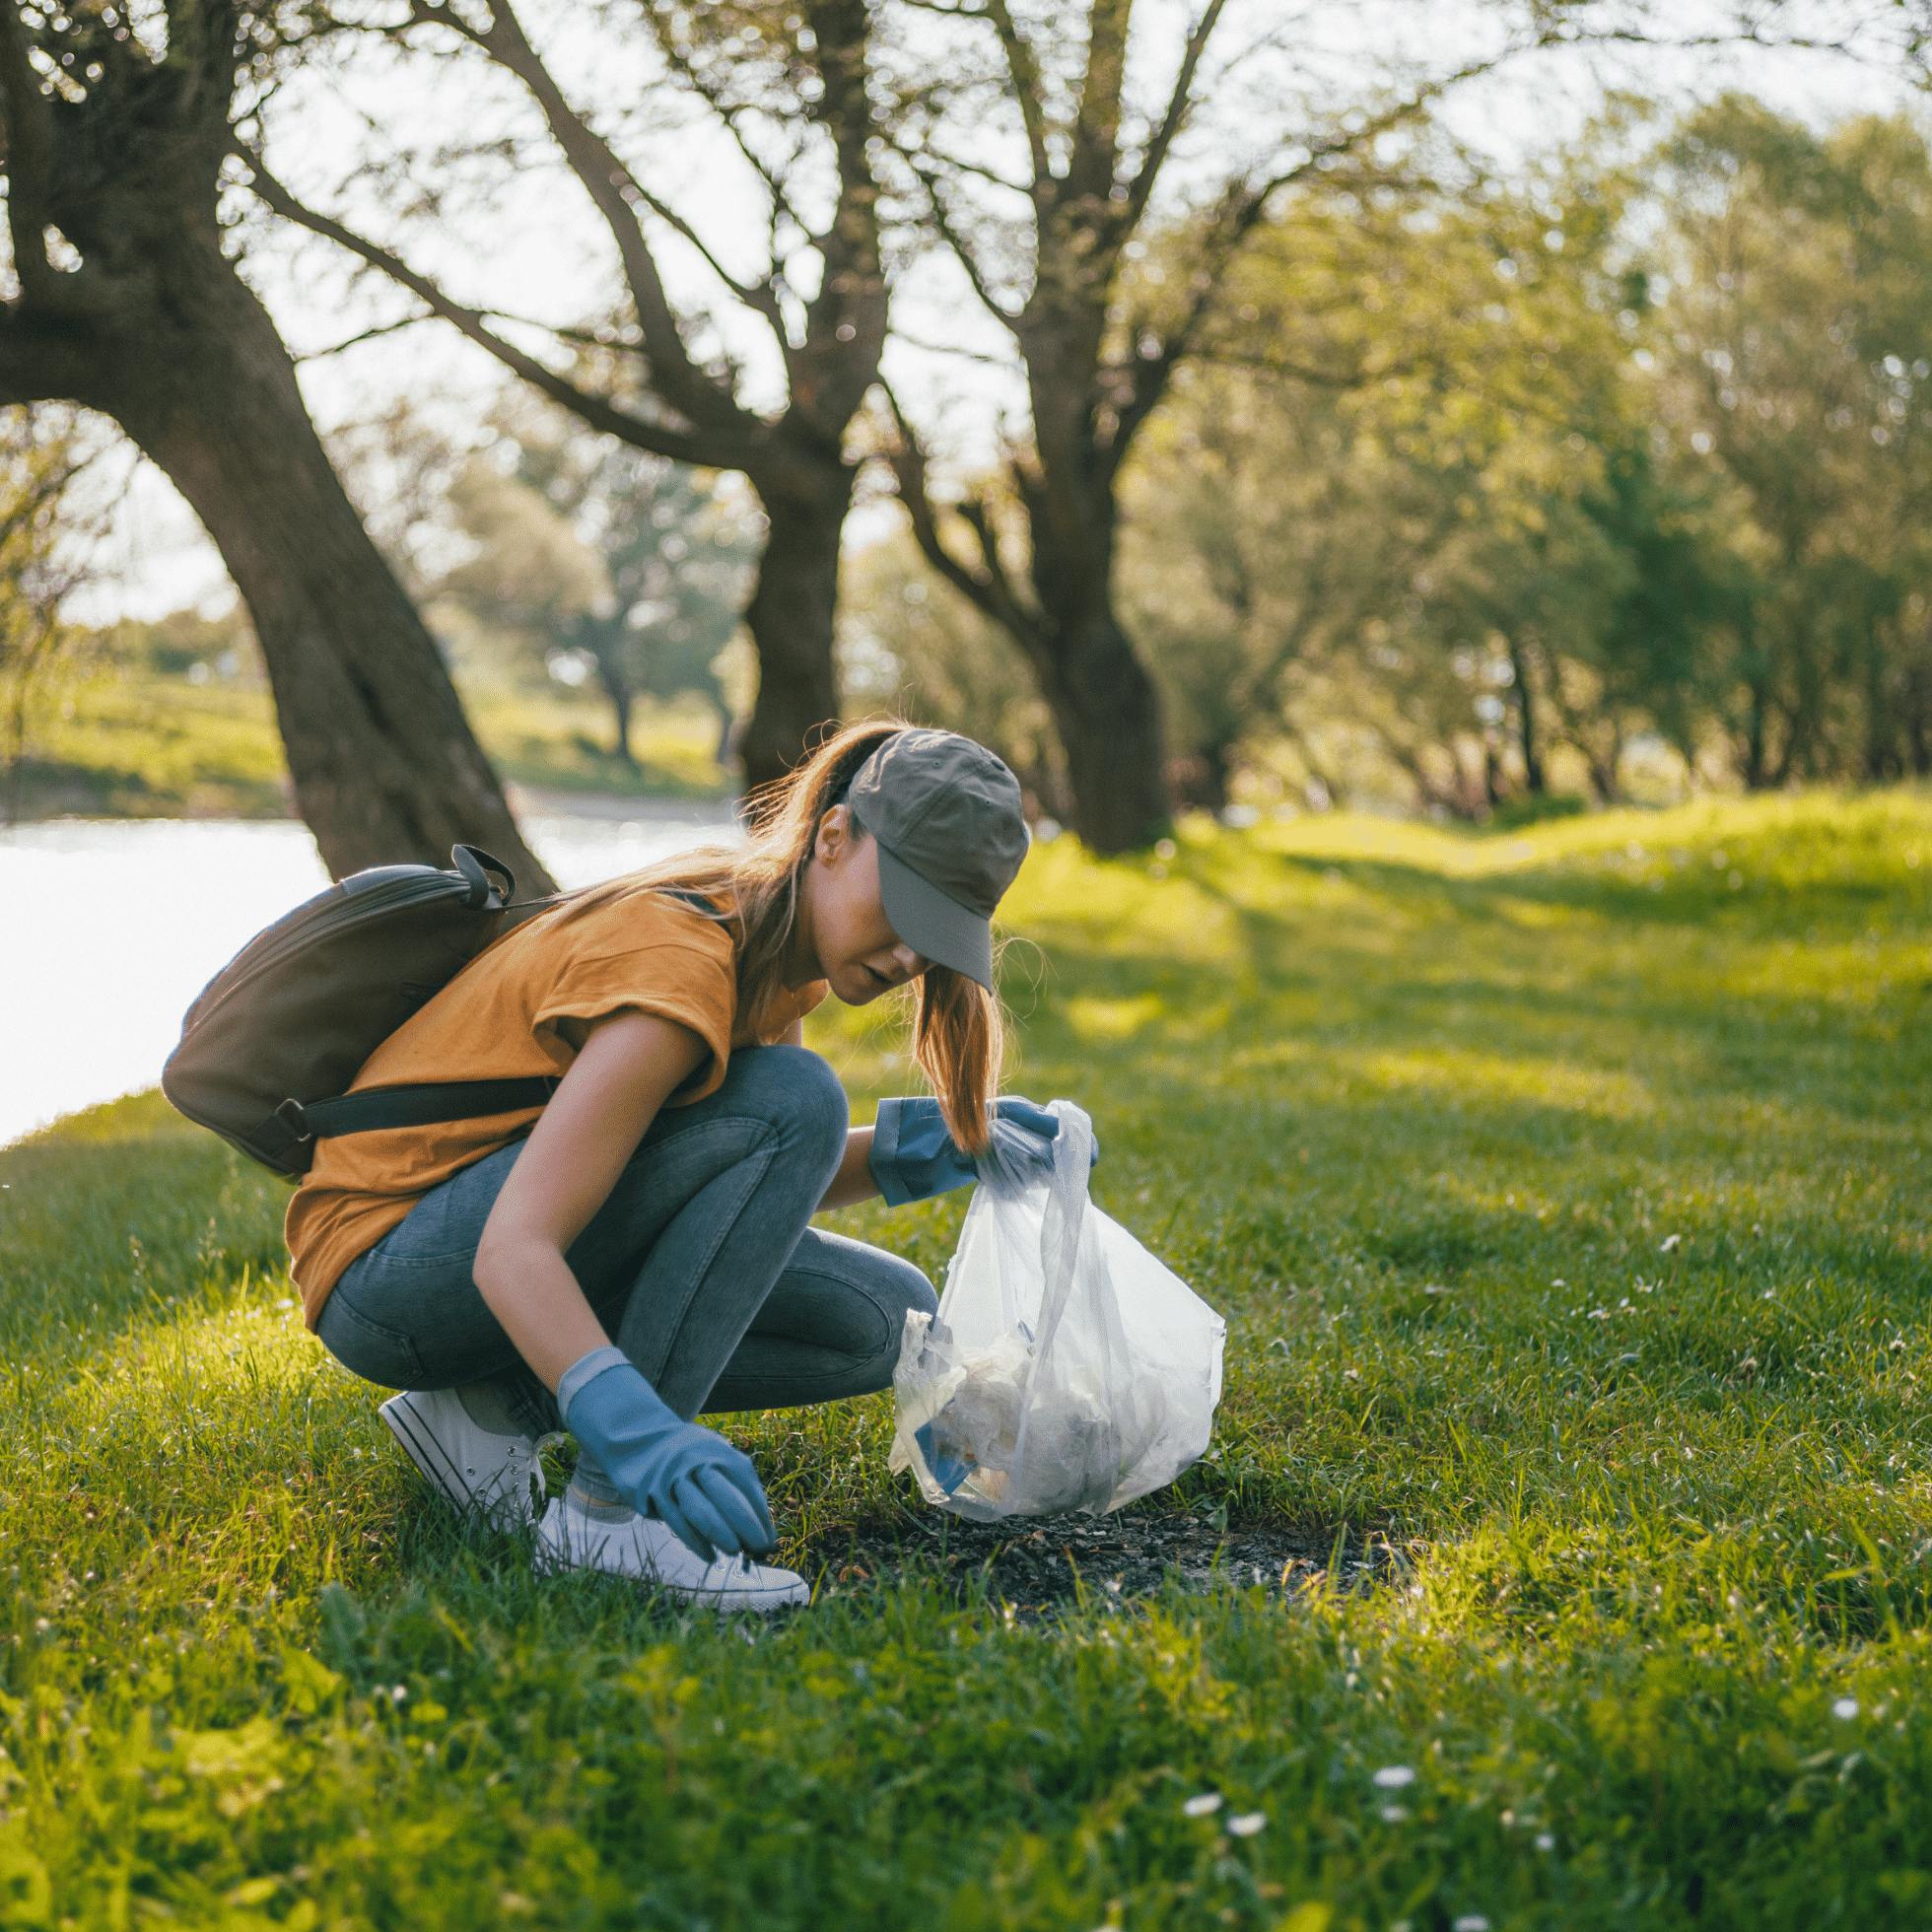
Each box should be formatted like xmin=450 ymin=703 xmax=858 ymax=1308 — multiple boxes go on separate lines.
xmin=3 ymin=670 xmax=731 ymax=820
xmin=3 ymin=788 xmax=1929 ymax=1928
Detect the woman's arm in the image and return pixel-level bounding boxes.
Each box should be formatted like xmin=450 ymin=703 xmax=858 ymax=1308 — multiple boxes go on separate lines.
xmin=471 ymin=1009 xmax=709 ymax=1394
xmin=819 ymin=1125 xmax=879 ymax=1210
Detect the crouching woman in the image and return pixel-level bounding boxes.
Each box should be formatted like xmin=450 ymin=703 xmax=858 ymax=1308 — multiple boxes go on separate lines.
xmin=285 ymin=718 xmax=1081 ymax=1610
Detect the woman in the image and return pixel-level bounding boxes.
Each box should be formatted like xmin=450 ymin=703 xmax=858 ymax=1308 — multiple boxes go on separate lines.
xmin=286 ymin=719 xmax=1091 ymax=1611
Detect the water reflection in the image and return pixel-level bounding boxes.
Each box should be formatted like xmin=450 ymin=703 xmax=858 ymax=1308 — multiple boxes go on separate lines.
xmin=0 ymin=803 xmax=741 ymax=1148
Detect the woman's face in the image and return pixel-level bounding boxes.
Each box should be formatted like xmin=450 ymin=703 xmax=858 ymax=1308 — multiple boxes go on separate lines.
xmin=804 ymin=805 xmax=929 ymax=1004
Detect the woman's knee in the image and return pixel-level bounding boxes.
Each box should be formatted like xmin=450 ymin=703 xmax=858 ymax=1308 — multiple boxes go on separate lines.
xmin=873 ymin=1250 xmax=938 ymax=1363
xmin=819 ymin=1249 xmax=937 ymax=1395
xmin=897 ymin=1259 xmax=939 ymax=1326
xmin=727 ymin=1043 xmax=849 ymax=1158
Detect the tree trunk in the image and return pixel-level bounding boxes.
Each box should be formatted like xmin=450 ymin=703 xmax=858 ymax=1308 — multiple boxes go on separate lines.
xmin=1505 ymin=634 xmax=1544 ymax=794
xmin=1741 ymin=659 xmax=1771 ymax=790
xmin=1904 ymin=628 xmax=1932 ymax=778
xmin=1586 ymin=724 xmax=1622 ymax=805
xmin=104 ymin=254 xmax=554 ymax=889
xmin=736 ymin=467 xmax=851 ymax=795
xmin=1482 ymin=734 xmax=1505 ymax=810
xmin=1739 ymin=618 xmax=1777 ymax=799
xmin=1768 ymin=682 xmax=1810 ymax=788
xmin=1034 ymin=608 xmax=1171 ymax=853
xmin=1169 ymin=738 xmax=1233 ymax=814
xmin=1280 ymin=719 xmax=1342 ymax=809
xmin=1862 ymin=616 xmax=1894 ymax=785
xmin=591 ymin=649 xmax=639 ymax=766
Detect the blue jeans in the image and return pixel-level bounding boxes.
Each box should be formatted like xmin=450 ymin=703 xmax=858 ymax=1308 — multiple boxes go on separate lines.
xmin=313 ymin=1044 xmax=938 ymax=1440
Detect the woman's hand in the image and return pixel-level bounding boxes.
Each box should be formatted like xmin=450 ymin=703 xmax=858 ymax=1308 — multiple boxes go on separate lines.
xmin=866 ymin=1095 xmax=1100 ymax=1207
xmin=561 ymin=1353 xmax=777 ymax=1562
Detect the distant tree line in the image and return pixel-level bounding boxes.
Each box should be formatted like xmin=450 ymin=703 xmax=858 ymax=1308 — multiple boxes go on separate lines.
xmin=855 ymin=98 xmax=1932 ymax=819
xmin=0 ymin=0 xmax=1922 ymax=866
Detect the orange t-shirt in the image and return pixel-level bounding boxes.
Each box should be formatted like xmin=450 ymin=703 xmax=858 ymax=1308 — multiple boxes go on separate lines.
xmin=284 ymin=879 xmax=827 ymax=1330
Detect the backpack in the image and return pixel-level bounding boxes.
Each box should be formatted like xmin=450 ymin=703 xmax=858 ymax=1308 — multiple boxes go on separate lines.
xmin=161 ymin=843 xmax=728 ymax=1181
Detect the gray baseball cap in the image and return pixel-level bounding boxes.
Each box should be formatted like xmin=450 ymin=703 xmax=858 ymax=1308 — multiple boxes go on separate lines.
xmin=845 ymin=727 xmax=1030 ymax=990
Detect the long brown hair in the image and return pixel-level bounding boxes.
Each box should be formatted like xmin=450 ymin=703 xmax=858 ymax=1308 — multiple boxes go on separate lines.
xmin=531 ymin=717 xmax=1009 ymax=1155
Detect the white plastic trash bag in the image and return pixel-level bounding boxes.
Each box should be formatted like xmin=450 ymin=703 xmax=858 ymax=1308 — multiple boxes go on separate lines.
xmin=889 ymin=1100 xmax=1226 ymax=1519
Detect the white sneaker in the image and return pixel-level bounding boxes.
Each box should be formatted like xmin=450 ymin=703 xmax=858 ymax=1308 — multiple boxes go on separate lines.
xmin=379 ymin=1387 xmax=546 ymax=1531
xmin=530 ymin=1493 xmax=809 ymax=1612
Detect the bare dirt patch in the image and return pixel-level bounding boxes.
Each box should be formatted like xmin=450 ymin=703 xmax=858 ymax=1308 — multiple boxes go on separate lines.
xmin=803 ymin=1503 xmax=1395 ymax=1619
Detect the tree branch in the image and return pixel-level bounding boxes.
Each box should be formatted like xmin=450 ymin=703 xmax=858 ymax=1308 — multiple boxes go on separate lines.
xmin=905 ymin=153 xmax=1020 ymax=327
xmin=912 ymin=141 xmax=1034 ymax=198
xmin=241 ymin=151 xmax=741 ymax=468
xmin=1067 ymin=0 xmax=1132 ymax=205
xmin=783 ymin=0 xmax=890 ymax=438
xmin=0 ymin=3 xmax=62 ymax=309
xmin=1119 ymin=0 xmax=1228 ymax=231
xmin=164 ymin=0 xmax=244 ymax=143
xmin=636 ymin=2 xmax=814 ymax=242
xmin=290 ymin=311 xmax=441 ymax=363
xmin=1096 ymin=56 xmax=1512 ymax=478
xmin=983 ymin=0 xmax=1053 ymax=191
xmin=0 ymin=306 xmax=105 ymax=406
xmin=435 ymin=0 xmax=765 ymax=436
xmin=880 ymin=379 xmax=1040 ymax=644
xmin=888 ymin=328 xmax=1019 ymax=368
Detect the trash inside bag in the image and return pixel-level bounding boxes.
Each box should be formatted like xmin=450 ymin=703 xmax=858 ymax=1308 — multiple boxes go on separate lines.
xmin=889 ymin=1101 xmax=1226 ymax=1519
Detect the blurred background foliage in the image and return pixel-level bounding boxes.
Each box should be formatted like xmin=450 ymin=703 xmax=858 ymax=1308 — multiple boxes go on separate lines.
xmin=5 ymin=75 xmax=1930 ymax=833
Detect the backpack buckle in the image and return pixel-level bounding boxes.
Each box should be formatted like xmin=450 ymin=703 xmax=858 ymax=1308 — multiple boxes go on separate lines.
xmin=274 ymin=1097 xmax=313 ymax=1145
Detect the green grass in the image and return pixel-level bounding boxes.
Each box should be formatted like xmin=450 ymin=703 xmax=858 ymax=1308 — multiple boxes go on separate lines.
xmin=4 ymin=670 xmax=731 ymax=820
xmin=3 ymin=788 xmax=1930 ymax=1927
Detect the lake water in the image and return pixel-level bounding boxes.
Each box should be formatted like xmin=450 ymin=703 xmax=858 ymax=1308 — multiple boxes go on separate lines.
xmin=0 ymin=801 xmax=742 ymax=1150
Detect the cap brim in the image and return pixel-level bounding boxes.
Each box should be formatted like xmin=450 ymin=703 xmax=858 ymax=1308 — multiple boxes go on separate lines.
xmin=873 ymin=838 xmax=996 ymax=990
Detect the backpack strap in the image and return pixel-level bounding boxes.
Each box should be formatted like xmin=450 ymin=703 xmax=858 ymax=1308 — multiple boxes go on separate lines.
xmin=658 ymin=885 xmax=733 ymax=920
xmin=279 ymin=1077 xmax=561 ymax=1145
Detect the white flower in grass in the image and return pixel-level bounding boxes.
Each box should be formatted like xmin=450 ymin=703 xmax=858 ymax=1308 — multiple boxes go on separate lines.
xmin=1227 ymin=1813 xmax=1266 ymax=1836
xmin=1372 ymin=1764 xmax=1415 ymax=1789
xmin=1379 ymin=1803 xmax=1410 ymax=1822
xmin=1454 ymin=1916 xmax=1491 ymax=1931
xmin=1183 ymin=1791 xmax=1223 ymax=1817
xmin=1535 ymin=1832 xmax=1555 ymax=1851
xmin=1833 ymin=1696 xmax=1860 ymax=1720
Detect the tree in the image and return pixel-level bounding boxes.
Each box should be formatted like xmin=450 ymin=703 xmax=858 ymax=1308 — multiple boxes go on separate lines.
xmin=1548 ymin=438 xmax=1738 ymax=798
xmin=1646 ymin=100 xmax=1932 ymax=785
xmin=872 ymin=0 xmax=1542 ymax=849
xmin=1124 ymin=370 xmax=1408 ymax=814
xmin=440 ymin=410 xmax=754 ymax=763
xmin=839 ymin=529 xmax=1068 ymax=818
xmin=0 ymin=0 xmax=554 ymax=885
xmin=1118 ymin=151 xmax=1652 ymax=813
xmin=0 ymin=409 xmax=95 ymax=825
xmin=879 ymin=1 xmax=1915 ymax=849
xmin=249 ymin=0 xmax=893 ymax=791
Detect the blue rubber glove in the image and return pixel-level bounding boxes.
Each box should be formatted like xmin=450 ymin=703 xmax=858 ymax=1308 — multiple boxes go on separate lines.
xmin=913 ymin=1418 xmax=971 ymax=1496
xmin=868 ymin=1095 xmax=1100 ymax=1207
xmin=559 ymin=1354 xmax=777 ymax=1563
